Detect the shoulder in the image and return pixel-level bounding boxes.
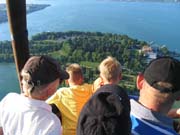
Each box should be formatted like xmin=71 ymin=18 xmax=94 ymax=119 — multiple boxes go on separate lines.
xmin=129 ymin=95 xmax=139 ymax=100
xmin=48 ymin=112 xmax=61 ymax=126
xmin=47 ymin=87 xmax=71 ymax=103
xmin=80 ymin=83 xmax=93 ymax=90
xmin=57 ymin=87 xmax=71 ymax=93
xmin=2 ymin=92 xmax=20 ymax=99
xmin=50 ymin=87 xmax=71 ymax=97
xmin=82 ymin=83 xmax=93 ymax=87
xmin=131 ymin=116 xmax=178 ymax=135
xmin=36 ymin=113 xmax=61 ymax=135
xmin=0 ymin=93 xmax=21 ymax=105
xmin=130 ymin=99 xmax=178 ymax=135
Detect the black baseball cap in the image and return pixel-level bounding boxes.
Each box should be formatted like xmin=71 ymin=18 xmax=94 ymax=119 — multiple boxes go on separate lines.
xmin=22 ymin=55 xmax=69 ymax=86
xmin=144 ymin=56 xmax=180 ymax=93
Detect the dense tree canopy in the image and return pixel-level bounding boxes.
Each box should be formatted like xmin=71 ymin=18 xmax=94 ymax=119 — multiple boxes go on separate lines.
xmin=0 ymin=31 xmax=176 ymax=93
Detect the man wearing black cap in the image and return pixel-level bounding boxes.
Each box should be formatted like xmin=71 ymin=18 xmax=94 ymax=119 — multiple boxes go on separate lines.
xmin=0 ymin=55 xmax=69 ymax=135
xmin=130 ymin=56 xmax=180 ymax=135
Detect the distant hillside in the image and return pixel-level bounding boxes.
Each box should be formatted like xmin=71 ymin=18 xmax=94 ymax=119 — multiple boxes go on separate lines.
xmin=0 ymin=4 xmax=50 ymax=24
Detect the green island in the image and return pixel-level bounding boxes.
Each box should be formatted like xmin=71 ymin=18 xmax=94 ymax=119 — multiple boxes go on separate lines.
xmin=0 ymin=31 xmax=179 ymax=94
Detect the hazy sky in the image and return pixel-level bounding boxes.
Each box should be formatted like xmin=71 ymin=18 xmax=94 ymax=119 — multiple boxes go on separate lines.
xmin=0 ymin=0 xmax=6 ymax=3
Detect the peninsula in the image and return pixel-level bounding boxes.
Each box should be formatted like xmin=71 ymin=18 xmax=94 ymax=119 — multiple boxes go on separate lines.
xmin=0 ymin=4 xmax=50 ymax=24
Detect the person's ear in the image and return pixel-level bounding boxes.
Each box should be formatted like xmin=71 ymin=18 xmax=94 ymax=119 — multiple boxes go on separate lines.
xmin=175 ymin=91 xmax=180 ymax=101
xmin=118 ymin=73 xmax=122 ymax=81
xmin=79 ymin=76 xmax=84 ymax=84
xmin=65 ymin=79 xmax=69 ymax=85
xmin=136 ymin=73 xmax=144 ymax=90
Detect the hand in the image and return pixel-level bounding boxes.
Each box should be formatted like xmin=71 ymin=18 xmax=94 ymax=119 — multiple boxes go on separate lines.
xmin=0 ymin=127 xmax=3 ymax=135
xmin=93 ymin=77 xmax=103 ymax=93
xmin=168 ymin=108 xmax=180 ymax=119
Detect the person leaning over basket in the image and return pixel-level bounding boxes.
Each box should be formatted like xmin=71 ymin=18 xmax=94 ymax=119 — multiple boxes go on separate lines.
xmin=0 ymin=55 xmax=69 ymax=135
xmin=130 ymin=56 xmax=180 ymax=135
xmin=47 ymin=63 xmax=93 ymax=135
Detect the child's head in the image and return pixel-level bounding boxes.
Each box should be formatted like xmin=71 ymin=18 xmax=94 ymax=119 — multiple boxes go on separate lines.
xmin=99 ymin=56 xmax=122 ymax=84
xmin=66 ymin=63 xmax=84 ymax=85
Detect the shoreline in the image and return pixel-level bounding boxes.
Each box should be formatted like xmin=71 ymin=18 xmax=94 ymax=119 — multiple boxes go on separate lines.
xmin=0 ymin=4 xmax=50 ymax=24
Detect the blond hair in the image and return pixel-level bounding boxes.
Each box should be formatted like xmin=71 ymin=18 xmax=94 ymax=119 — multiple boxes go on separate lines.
xmin=99 ymin=56 xmax=122 ymax=82
xmin=66 ymin=63 xmax=83 ymax=84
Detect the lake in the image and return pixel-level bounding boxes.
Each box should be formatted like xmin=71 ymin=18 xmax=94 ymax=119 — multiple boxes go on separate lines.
xmin=0 ymin=0 xmax=180 ymax=52
xmin=0 ymin=63 xmax=19 ymax=99
xmin=0 ymin=0 xmax=180 ymax=100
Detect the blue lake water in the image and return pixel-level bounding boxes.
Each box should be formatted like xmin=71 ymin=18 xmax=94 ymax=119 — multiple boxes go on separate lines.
xmin=0 ymin=0 xmax=180 ymax=52
xmin=0 ymin=64 xmax=19 ymax=99
xmin=0 ymin=0 xmax=180 ymax=100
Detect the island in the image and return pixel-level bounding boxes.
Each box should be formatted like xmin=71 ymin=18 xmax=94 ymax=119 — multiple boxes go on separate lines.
xmin=0 ymin=4 xmax=50 ymax=24
xmin=0 ymin=31 xmax=179 ymax=94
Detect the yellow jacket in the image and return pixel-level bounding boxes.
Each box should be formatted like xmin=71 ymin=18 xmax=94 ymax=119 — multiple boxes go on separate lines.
xmin=47 ymin=84 xmax=93 ymax=135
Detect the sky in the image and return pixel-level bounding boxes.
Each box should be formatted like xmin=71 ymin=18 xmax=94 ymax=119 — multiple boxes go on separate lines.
xmin=0 ymin=0 xmax=6 ymax=3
